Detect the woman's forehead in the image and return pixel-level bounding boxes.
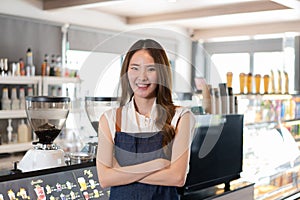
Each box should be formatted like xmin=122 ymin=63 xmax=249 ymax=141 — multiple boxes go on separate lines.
xmin=130 ymin=49 xmax=155 ymax=65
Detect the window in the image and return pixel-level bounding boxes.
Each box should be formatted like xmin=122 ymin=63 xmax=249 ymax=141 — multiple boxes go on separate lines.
xmin=211 ymin=53 xmax=250 ymax=94
xmin=201 ymin=37 xmax=295 ymax=94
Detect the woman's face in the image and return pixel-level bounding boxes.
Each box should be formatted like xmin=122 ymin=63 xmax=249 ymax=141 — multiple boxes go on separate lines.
xmin=127 ymin=49 xmax=158 ymax=99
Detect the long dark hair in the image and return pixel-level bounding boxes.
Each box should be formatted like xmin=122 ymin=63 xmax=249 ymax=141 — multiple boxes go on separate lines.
xmin=119 ymin=39 xmax=176 ymax=147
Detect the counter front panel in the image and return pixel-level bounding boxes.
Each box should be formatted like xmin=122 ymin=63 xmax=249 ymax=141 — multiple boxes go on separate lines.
xmin=0 ymin=162 xmax=109 ymax=200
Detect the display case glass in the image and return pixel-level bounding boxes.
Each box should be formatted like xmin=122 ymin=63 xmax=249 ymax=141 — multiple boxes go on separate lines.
xmin=238 ymin=94 xmax=300 ymax=199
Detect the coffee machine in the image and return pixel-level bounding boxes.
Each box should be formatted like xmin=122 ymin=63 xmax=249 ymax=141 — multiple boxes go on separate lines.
xmin=83 ymin=97 xmax=119 ymax=155
xmin=18 ymin=96 xmax=70 ymax=172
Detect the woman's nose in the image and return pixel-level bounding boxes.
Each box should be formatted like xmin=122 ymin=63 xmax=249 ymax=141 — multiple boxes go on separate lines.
xmin=138 ymin=69 xmax=147 ymax=81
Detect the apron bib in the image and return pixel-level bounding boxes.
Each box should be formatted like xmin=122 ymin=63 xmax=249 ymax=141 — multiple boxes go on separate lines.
xmin=109 ymin=107 xmax=178 ymax=200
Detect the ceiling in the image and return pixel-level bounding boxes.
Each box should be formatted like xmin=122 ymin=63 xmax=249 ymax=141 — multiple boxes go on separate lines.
xmin=42 ymin=0 xmax=300 ymax=41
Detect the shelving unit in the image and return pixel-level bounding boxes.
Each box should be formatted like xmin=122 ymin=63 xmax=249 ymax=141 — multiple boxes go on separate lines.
xmin=42 ymin=76 xmax=81 ymax=96
xmin=0 ymin=76 xmax=42 ymax=96
xmin=0 ymin=142 xmax=32 ymax=154
xmin=0 ymin=110 xmax=26 ymax=119
xmin=0 ymin=76 xmax=82 ymax=154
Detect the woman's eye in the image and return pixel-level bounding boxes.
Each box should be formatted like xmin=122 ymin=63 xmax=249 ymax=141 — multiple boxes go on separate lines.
xmin=148 ymin=67 xmax=156 ymax=72
xmin=130 ymin=66 xmax=138 ymax=71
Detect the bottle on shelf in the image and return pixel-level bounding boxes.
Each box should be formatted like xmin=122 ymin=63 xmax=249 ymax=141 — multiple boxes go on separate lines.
xmin=255 ymin=74 xmax=261 ymax=94
xmin=0 ymin=58 xmax=3 ymax=75
xmin=12 ymin=62 xmax=20 ymax=76
xmin=219 ymin=83 xmax=229 ymax=114
xmin=41 ymin=54 xmax=48 ymax=76
xmin=214 ymin=88 xmax=222 ymax=115
xmin=270 ymin=70 xmax=275 ymax=94
xmin=55 ymin=55 xmax=62 ymax=77
xmin=11 ymin=88 xmax=20 ymax=110
xmin=25 ymin=48 xmax=35 ymax=76
xmin=284 ymin=71 xmax=289 ymax=94
xmin=226 ymin=71 xmax=233 ymax=88
xmin=19 ymin=58 xmax=25 ymax=76
xmin=263 ymin=75 xmax=269 ymax=94
xmin=246 ymin=73 xmax=253 ymax=94
xmin=239 ymin=73 xmax=245 ymax=94
xmin=7 ymin=119 xmax=13 ymax=143
xmin=19 ymin=88 xmax=26 ymax=109
xmin=228 ymin=87 xmax=235 ymax=114
xmin=18 ymin=119 xmax=29 ymax=143
xmin=277 ymin=70 xmax=282 ymax=94
xmin=50 ymin=54 xmax=56 ymax=76
xmin=3 ymin=58 xmax=9 ymax=76
xmin=1 ymin=88 xmax=11 ymax=110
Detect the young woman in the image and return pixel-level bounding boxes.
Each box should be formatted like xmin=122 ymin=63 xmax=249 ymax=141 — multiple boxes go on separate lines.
xmin=96 ymin=39 xmax=195 ymax=199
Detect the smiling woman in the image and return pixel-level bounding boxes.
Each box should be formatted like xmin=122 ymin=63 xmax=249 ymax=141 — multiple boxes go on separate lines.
xmin=96 ymin=39 xmax=195 ymax=200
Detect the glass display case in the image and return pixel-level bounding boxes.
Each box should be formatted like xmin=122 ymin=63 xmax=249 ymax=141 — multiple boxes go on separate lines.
xmin=238 ymin=94 xmax=300 ymax=199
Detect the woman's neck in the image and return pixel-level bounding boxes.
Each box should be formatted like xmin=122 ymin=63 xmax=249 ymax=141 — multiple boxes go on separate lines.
xmin=133 ymin=96 xmax=156 ymax=117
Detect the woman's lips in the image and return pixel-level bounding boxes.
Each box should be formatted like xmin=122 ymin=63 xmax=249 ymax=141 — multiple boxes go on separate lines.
xmin=136 ymin=83 xmax=151 ymax=90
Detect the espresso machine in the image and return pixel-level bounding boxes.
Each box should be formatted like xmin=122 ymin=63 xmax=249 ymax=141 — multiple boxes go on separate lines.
xmin=18 ymin=96 xmax=70 ymax=172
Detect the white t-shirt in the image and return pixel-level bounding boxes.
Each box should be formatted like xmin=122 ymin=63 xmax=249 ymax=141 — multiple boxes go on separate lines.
xmin=102 ymin=99 xmax=194 ymax=141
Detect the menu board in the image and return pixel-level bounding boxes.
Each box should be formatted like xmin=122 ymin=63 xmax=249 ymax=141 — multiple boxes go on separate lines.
xmin=0 ymin=166 xmax=109 ymax=200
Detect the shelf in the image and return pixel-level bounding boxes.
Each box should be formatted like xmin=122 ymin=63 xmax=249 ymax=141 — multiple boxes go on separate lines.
xmin=0 ymin=76 xmax=41 ymax=84
xmin=245 ymin=118 xmax=300 ymax=129
xmin=42 ymin=76 xmax=81 ymax=84
xmin=0 ymin=110 xmax=26 ymax=119
xmin=0 ymin=142 xmax=32 ymax=154
xmin=236 ymin=94 xmax=292 ymax=101
xmin=283 ymin=119 xmax=300 ymax=126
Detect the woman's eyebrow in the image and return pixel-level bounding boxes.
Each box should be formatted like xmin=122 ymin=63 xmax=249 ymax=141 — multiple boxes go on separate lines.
xmin=129 ymin=63 xmax=140 ymax=66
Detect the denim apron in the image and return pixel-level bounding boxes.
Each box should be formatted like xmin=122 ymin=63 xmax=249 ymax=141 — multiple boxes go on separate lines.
xmin=109 ymin=108 xmax=179 ymax=200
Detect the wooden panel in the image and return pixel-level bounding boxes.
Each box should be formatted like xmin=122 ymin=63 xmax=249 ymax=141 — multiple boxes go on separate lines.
xmin=43 ymin=0 xmax=114 ymax=10
xmin=127 ymin=1 xmax=290 ymax=24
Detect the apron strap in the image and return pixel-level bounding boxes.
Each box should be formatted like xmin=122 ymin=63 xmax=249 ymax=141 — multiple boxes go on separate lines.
xmin=115 ymin=107 xmax=122 ymax=132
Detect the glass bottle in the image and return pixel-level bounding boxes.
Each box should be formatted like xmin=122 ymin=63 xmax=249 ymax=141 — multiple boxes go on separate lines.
xmin=226 ymin=72 xmax=233 ymax=88
xmin=239 ymin=73 xmax=245 ymax=94
xmin=277 ymin=70 xmax=282 ymax=94
xmin=19 ymin=58 xmax=25 ymax=76
xmin=219 ymin=83 xmax=229 ymax=114
xmin=214 ymin=88 xmax=222 ymax=115
xmin=41 ymin=54 xmax=48 ymax=76
xmin=26 ymin=48 xmax=35 ymax=76
xmin=11 ymin=88 xmax=20 ymax=110
xmin=263 ymin=75 xmax=269 ymax=94
xmin=1 ymin=88 xmax=11 ymax=110
xmin=19 ymin=88 xmax=26 ymax=109
xmin=284 ymin=71 xmax=289 ymax=94
xmin=246 ymin=73 xmax=253 ymax=94
xmin=3 ymin=58 xmax=9 ymax=76
xmin=18 ymin=119 xmax=29 ymax=143
xmin=255 ymin=74 xmax=261 ymax=94
xmin=270 ymin=70 xmax=275 ymax=94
